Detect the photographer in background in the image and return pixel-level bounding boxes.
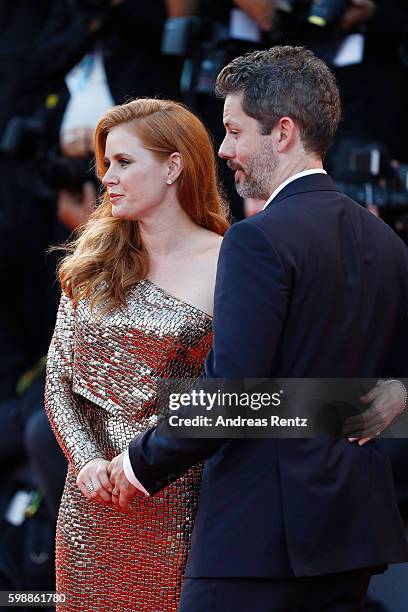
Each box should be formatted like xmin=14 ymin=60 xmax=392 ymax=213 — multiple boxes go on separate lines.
xmin=327 ymin=0 xmax=408 ymax=232
xmin=0 ymin=0 xmax=57 ymax=403
xmin=163 ymin=0 xmax=276 ymax=219
xmin=0 ymin=0 xmax=182 ymax=394
xmin=0 ymin=0 xmax=182 ymax=597
xmin=240 ymin=0 xmax=408 ymax=220
xmin=46 ymin=0 xmax=184 ymax=230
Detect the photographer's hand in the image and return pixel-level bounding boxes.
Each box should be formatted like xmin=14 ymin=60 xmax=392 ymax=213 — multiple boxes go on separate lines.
xmin=340 ymin=0 xmax=375 ymax=30
xmin=57 ymin=182 xmax=95 ymax=231
xmin=233 ymin=0 xmax=275 ymax=32
xmin=60 ymin=126 xmax=94 ymax=159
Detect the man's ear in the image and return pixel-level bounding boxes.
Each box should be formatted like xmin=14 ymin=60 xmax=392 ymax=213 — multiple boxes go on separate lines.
xmin=167 ymin=152 xmax=183 ymax=182
xmin=273 ymin=116 xmax=298 ymax=153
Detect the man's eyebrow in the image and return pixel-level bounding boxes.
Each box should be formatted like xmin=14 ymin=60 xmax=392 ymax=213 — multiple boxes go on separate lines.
xmin=223 ymin=120 xmax=240 ymax=129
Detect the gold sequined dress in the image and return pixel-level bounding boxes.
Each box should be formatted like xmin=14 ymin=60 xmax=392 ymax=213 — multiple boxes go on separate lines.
xmin=45 ymin=280 xmax=212 ymax=612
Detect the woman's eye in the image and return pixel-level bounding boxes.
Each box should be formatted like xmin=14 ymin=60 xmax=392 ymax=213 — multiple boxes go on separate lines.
xmin=119 ymin=159 xmax=130 ymax=166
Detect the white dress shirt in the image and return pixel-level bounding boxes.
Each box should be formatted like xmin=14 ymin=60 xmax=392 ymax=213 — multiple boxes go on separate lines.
xmin=124 ymin=168 xmax=327 ymax=496
xmin=262 ymin=168 xmax=327 ymax=210
xmin=124 ymin=448 xmax=150 ymax=495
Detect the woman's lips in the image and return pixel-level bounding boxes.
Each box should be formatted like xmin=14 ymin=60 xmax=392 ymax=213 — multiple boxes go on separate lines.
xmin=109 ymin=194 xmax=123 ymax=203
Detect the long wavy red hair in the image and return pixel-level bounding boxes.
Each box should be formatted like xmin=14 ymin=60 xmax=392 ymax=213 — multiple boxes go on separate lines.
xmin=58 ymin=98 xmax=229 ymax=313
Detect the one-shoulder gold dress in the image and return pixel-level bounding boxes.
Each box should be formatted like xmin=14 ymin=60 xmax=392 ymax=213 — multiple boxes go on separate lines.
xmin=45 ymin=280 xmax=212 ymax=611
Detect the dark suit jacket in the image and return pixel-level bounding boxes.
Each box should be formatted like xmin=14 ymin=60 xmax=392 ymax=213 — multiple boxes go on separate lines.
xmin=129 ymin=173 xmax=408 ymax=577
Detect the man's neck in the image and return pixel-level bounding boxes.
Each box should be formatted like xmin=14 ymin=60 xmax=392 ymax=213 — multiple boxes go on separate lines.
xmin=268 ymin=158 xmax=323 ymax=198
xmin=263 ymin=167 xmax=326 ymax=210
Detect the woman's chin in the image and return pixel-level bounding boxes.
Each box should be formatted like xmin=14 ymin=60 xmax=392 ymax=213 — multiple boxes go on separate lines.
xmin=111 ymin=207 xmax=141 ymax=222
xmin=111 ymin=206 xmax=128 ymax=219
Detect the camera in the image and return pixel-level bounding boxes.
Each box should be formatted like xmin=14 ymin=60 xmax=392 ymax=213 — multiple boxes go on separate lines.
xmin=276 ymin=0 xmax=349 ymax=27
xmin=162 ymin=16 xmax=230 ymax=96
xmin=331 ymin=140 xmax=408 ymax=208
xmin=0 ymin=115 xmax=45 ymax=160
xmin=162 ymin=15 xmax=245 ymax=97
xmin=41 ymin=152 xmax=95 ymax=193
xmin=161 ymin=16 xmax=205 ymax=56
xmin=0 ymin=114 xmax=95 ymax=194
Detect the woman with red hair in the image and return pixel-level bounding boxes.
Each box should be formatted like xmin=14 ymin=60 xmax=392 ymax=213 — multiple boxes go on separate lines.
xmin=45 ymin=98 xmax=229 ymax=611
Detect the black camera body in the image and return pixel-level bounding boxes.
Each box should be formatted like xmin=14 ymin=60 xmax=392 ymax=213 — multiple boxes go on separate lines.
xmin=162 ymin=15 xmax=250 ymax=98
xmin=0 ymin=116 xmax=45 ymax=160
xmin=276 ymin=0 xmax=349 ymax=27
xmin=41 ymin=152 xmax=95 ymax=193
xmin=161 ymin=16 xmax=206 ymax=56
xmin=162 ymin=15 xmax=231 ymax=96
xmin=0 ymin=114 xmax=95 ymax=194
xmin=331 ymin=141 xmax=408 ymax=209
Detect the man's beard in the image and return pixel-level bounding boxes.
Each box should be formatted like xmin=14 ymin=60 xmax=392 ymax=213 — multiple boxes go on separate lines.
xmin=233 ymin=139 xmax=277 ymax=200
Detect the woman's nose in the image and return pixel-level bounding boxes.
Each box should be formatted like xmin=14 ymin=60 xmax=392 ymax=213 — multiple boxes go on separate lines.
xmin=102 ymin=168 xmax=118 ymax=186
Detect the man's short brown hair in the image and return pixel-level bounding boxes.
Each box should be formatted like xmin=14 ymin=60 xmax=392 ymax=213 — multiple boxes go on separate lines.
xmin=215 ymin=46 xmax=341 ymax=158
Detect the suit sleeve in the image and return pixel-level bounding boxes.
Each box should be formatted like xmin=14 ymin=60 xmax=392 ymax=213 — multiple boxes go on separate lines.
xmin=128 ymin=220 xmax=291 ymax=494
xmin=45 ymin=294 xmax=106 ymax=473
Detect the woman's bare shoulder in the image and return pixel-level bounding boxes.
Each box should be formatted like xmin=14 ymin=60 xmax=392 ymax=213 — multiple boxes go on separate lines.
xmin=195 ymin=228 xmax=224 ymax=258
xmin=174 ymin=229 xmax=224 ymax=317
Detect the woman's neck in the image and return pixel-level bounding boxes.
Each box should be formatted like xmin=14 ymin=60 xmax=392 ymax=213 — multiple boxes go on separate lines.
xmin=138 ymin=199 xmax=201 ymax=258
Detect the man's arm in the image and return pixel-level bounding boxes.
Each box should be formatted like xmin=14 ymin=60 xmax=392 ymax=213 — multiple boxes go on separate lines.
xmin=126 ymin=219 xmax=290 ymax=495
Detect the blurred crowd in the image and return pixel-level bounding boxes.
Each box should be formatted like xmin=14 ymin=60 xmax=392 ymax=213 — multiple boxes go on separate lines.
xmin=0 ymin=0 xmax=407 ymax=608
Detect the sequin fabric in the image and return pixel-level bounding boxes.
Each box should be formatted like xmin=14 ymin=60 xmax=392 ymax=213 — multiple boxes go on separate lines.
xmin=45 ymin=279 xmax=213 ymax=611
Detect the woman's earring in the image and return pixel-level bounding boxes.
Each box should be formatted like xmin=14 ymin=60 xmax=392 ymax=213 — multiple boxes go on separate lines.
xmin=166 ymin=179 xmax=172 ymax=185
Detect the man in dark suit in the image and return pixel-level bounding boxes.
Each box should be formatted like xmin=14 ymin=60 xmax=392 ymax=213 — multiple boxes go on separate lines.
xmin=109 ymin=46 xmax=408 ymax=610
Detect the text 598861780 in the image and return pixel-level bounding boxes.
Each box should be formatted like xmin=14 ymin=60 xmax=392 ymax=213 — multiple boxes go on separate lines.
xmin=0 ymin=592 xmax=67 ymax=607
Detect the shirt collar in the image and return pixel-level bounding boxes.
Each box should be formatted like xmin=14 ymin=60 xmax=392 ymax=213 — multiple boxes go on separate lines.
xmin=262 ymin=169 xmax=327 ymax=210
